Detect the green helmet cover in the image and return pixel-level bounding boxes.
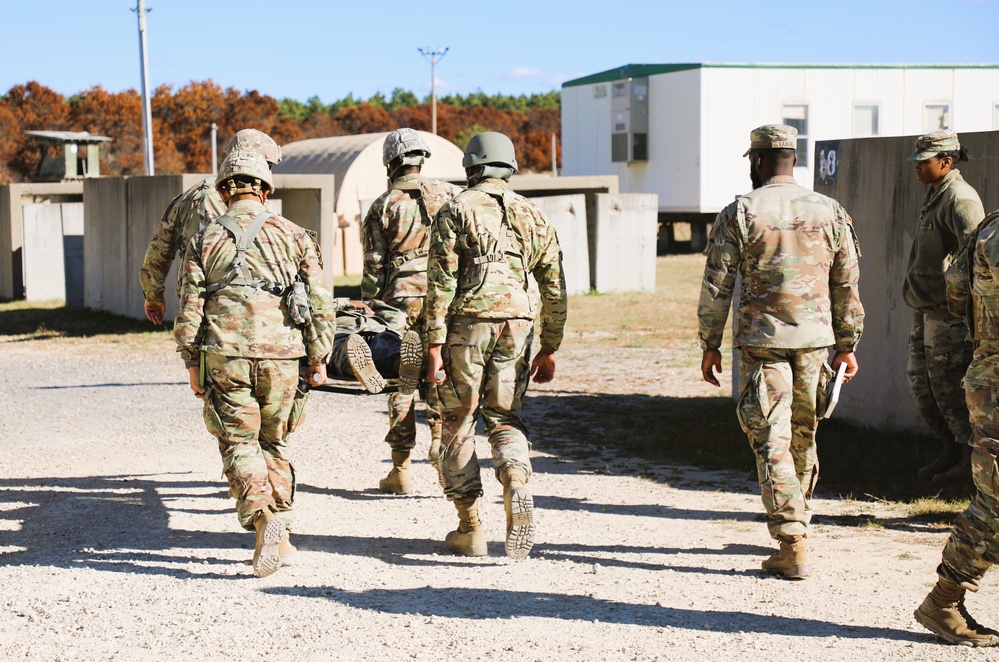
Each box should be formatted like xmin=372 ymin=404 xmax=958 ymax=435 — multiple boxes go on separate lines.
xmin=462 ymin=131 xmax=518 ymax=172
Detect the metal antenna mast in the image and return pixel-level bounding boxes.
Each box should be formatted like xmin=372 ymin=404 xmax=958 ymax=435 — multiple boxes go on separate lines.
xmin=132 ymin=0 xmax=155 ymax=175
xmin=418 ymin=47 xmax=449 ymax=135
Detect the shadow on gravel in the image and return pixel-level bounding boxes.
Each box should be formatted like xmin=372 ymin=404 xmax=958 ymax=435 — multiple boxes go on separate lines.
xmin=533 ymin=494 xmax=758 ymax=521
xmin=262 ymin=585 xmax=921 ymax=640
xmin=524 ymin=392 xmax=972 ymax=503
xmin=0 ymin=473 xmax=248 ymax=580
xmin=32 ymin=382 xmax=186 ymax=390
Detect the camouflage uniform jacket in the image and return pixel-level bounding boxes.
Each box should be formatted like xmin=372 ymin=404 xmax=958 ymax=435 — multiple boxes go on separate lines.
xmin=173 ymin=198 xmax=335 ymax=368
xmin=361 ymin=174 xmax=462 ymax=301
xmin=903 ymin=169 xmax=984 ymax=311
xmin=336 ymin=300 xmax=408 ymax=336
xmin=426 ymin=178 xmax=567 ymax=351
xmin=698 ymin=176 xmax=864 ymax=352
xmin=139 ymin=177 xmax=227 ymax=303
xmin=946 ymin=209 xmax=999 ymax=389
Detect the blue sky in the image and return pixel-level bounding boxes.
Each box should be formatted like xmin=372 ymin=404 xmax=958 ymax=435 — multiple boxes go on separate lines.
xmin=2 ymin=0 xmax=997 ymax=102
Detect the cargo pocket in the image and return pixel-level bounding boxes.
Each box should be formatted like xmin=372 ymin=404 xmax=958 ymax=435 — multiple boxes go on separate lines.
xmin=736 ymin=363 xmax=771 ymax=436
xmin=202 ymin=389 xmax=227 ymax=439
xmin=287 ymin=386 xmax=310 ymax=434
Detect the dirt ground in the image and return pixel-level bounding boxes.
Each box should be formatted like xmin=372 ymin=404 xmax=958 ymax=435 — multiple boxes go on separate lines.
xmin=0 ymin=337 xmax=995 ymax=661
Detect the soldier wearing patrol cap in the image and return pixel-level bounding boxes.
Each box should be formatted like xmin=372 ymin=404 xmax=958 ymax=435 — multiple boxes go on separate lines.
xmin=698 ymin=124 xmax=865 ymax=579
xmin=139 ymin=128 xmax=283 ymax=325
xmin=425 ymin=131 xmax=567 ymax=560
xmin=903 ymin=129 xmax=985 ymax=483
xmin=174 ymin=148 xmax=335 ymax=578
xmin=361 ymin=128 xmax=463 ymax=494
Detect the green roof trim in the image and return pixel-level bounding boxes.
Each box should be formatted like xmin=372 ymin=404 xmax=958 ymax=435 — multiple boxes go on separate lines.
xmin=562 ymin=62 xmax=999 ymax=88
xmin=561 ymin=64 xmax=702 ymax=88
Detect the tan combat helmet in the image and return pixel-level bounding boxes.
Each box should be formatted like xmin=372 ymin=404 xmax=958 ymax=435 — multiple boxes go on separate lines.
xmin=383 ymin=128 xmax=431 ymax=179
xmin=224 ymin=128 xmax=282 ymax=166
xmin=216 ymin=149 xmax=274 ymax=196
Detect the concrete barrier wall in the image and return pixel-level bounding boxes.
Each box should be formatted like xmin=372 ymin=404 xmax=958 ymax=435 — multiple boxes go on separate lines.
xmin=22 ymin=202 xmax=84 ymax=303
xmin=814 ymin=130 xmax=999 ymax=430
xmin=0 ymin=182 xmax=83 ymax=300
xmin=531 ymin=194 xmax=590 ymax=295
xmin=84 ymin=174 xmax=336 ymax=320
xmin=593 ymin=193 xmax=659 ymax=293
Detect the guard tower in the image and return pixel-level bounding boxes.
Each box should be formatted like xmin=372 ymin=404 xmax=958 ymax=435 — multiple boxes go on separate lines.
xmin=23 ymin=130 xmax=112 ymax=182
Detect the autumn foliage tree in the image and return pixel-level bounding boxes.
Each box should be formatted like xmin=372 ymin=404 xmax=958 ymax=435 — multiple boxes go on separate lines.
xmin=0 ymin=81 xmax=562 ymax=184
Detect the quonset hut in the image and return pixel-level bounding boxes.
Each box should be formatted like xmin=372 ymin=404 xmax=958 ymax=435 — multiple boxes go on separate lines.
xmin=274 ymin=131 xmax=464 ymax=274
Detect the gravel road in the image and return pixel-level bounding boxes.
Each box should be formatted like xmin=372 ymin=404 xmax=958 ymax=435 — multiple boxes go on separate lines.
xmin=0 ymin=338 xmax=993 ymax=661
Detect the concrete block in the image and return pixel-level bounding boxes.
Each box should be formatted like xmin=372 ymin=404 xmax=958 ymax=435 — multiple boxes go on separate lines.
xmin=21 ymin=202 xmax=84 ymax=302
xmin=593 ymin=193 xmax=659 ymax=292
xmin=531 ymin=194 xmax=590 ymax=295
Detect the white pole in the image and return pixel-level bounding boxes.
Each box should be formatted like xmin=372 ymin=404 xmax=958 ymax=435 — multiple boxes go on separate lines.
xmin=135 ymin=0 xmax=154 ymax=175
xmin=551 ymin=132 xmax=557 ymax=176
xmin=210 ymin=123 xmax=218 ymax=174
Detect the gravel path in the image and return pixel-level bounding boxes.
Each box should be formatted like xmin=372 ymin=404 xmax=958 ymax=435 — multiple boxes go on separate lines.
xmin=0 ymin=339 xmax=993 ymax=661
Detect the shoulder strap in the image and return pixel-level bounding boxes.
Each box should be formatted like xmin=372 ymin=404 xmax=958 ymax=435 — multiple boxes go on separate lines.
xmin=205 ymin=211 xmax=279 ymax=296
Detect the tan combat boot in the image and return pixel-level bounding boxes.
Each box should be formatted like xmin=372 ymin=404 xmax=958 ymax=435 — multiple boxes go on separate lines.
xmin=378 ymin=450 xmax=414 ymax=494
xmin=445 ymin=498 xmax=487 ymax=556
xmin=915 ymin=578 xmax=999 ymax=646
xmin=500 ymin=464 xmax=535 ymax=560
xmin=398 ymin=330 xmax=423 ymax=394
xmin=918 ymin=441 xmax=963 ymax=479
xmin=762 ymin=537 xmax=809 ymax=579
xmin=931 ymin=446 xmax=973 ymax=484
xmin=279 ymin=529 xmax=299 ymax=567
xmin=347 ymin=334 xmax=386 ymax=393
xmin=252 ymin=509 xmax=284 ymax=578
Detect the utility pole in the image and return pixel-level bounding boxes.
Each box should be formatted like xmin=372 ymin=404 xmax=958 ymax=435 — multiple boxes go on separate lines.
xmin=210 ymin=123 xmax=218 ymax=174
xmin=418 ymin=47 xmax=448 ymax=135
xmin=132 ymin=0 xmax=154 ymax=175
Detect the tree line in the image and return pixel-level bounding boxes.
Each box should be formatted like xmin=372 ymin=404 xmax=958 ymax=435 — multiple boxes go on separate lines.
xmin=0 ymin=82 xmax=561 ymax=184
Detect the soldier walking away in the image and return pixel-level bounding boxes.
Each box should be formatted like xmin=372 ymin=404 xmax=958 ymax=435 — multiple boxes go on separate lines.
xmin=904 ymin=130 xmax=985 ymax=483
xmin=173 ymin=149 xmax=335 ymax=578
xmin=425 ymin=132 xmax=567 ymax=560
xmin=697 ymin=124 xmax=864 ymax=580
xmin=361 ymin=128 xmax=462 ymax=494
xmin=139 ymin=128 xmax=283 ymax=325
xmin=912 ymin=207 xmax=999 ymax=647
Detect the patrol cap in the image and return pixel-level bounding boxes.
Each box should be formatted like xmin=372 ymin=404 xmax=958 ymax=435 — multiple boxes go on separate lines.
xmin=908 ymin=129 xmax=961 ymax=161
xmin=743 ymin=124 xmax=798 ymax=157
xmin=224 ymin=128 xmax=282 ymax=165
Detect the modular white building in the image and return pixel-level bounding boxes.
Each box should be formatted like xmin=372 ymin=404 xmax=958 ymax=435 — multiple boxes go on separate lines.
xmin=561 ymin=63 xmax=999 ymax=238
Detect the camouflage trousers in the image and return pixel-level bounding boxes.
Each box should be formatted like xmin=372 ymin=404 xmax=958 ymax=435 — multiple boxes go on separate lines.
xmin=908 ymin=309 xmax=973 ymax=445
xmin=737 ymin=346 xmax=827 ymax=541
xmin=385 ymin=297 xmax=442 ymax=455
xmin=202 ymin=355 xmax=308 ymax=531
xmin=938 ymin=387 xmax=999 ymax=590
xmin=437 ymin=316 xmax=534 ymax=501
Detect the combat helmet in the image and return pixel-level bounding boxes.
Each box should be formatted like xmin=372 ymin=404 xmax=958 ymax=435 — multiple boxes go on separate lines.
xmin=462 ymin=132 xmax=518 ymax=172
xmin=383 ymin=128 xmax=431 ymax=179
xmin=225 ymin=128 xmax=282 ymax=166
xmin=216 ymin=149 xmax=274 ymax=196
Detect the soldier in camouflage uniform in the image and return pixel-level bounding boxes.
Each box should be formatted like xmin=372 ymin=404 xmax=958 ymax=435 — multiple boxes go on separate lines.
xmin=362 ymin=128 xmax=462 ymax=494
xmin=328 ymin=299 xmax=421 ymax=394
xmin=904 ymin=130 xmax=984 ymax=483
xmin=426 ymin=132 xmax=567 ymax=560
xmin=139 ymin=128 xmax=282 ymax=325
xmin=174 ymin=149 xmax=335 ymax=578
xmin=698 ymin=124 xmax=864 ymax=579
xmin=914 ymin=207 xmax=999 ymax=647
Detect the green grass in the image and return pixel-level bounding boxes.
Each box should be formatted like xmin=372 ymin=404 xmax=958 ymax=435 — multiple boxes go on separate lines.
xmin=0 ymin=298 xmax=170 ymax=349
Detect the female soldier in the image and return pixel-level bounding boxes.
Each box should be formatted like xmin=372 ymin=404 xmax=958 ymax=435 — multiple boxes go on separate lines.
xmin=904 ymin=130 xmax=985 ymax=483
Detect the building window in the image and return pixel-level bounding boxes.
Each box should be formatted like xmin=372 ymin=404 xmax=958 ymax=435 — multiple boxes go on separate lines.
xmin=853 ymin=104 xmax=880 ymax=137
xmin=593 ymin=84 xmax=607 ymax=99
xmin=782 ymin=104 xmax=808 ymax=165
xmin=923 ymin=103 xmax=951 ymax=132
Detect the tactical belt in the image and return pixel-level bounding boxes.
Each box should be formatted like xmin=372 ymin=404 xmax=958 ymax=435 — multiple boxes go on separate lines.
xmin=389 ymin=246 xmax=428 ymax=270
